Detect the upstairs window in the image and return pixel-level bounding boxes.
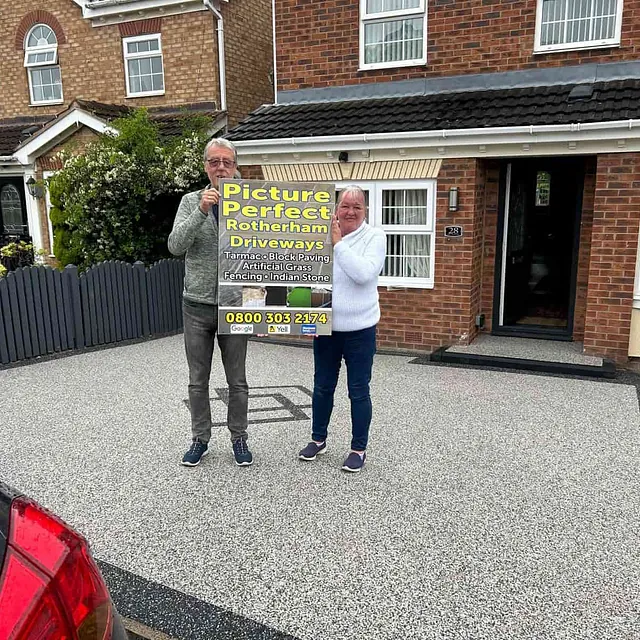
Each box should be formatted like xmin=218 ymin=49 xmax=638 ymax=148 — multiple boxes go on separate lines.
xmin=535 ymin=0 xmax=623 ymax=52
xmin=360 ymin=0 xmax=427 ymax=70
xmin=123 ymin=34 xmax=165 ymax=97
xmin=24 ymin=24 xmax=63 ymax=105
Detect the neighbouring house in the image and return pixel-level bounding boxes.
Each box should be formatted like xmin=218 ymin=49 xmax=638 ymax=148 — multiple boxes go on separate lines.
xmin=0 ymin=0 xmax=273 ymax=260
xmin=227 ymin=0 xmax=640 ymax=364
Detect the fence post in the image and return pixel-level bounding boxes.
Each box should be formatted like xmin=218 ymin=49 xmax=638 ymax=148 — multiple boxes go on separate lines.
xmin=0 ymin=277 xmax=12 ymax=364
xmin=37 ymin=266 xmax=54 ymax=354
xmin=177 ymin=260 xmax=185 ymax=330
xmin=147 ymin=262 xmax=157 ymax=336
xmin=134 ymin=261 xmax=149 ymax=336
xmin=64 ymin=265 xmax=84 ymax=349
xmin=29 ymin=266 xmax=47 ymax=356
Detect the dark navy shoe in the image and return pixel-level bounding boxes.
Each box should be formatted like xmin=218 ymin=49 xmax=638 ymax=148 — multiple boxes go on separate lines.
xmin=341 ymin=451 xmax=366 ymax=473
xmin=298 ymin=441 xmax=327 ymax=461
xmin=233 ymin=438 xmax=253 ymax=466
xmin=181 ymin=439 xmax=209 ymax=467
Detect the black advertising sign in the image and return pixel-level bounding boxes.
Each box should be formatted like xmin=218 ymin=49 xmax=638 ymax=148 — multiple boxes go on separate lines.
xmin=217 ymin=179 xmax=336 ymax=336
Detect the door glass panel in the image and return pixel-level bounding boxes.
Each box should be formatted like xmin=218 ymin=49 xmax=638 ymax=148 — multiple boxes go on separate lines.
xmin=1 ymin=185 xmax=26 ymax=235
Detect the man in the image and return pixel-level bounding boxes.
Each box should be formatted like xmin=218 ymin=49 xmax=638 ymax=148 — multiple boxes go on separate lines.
xmin=168 ymin=138 xmax=252 ymax=467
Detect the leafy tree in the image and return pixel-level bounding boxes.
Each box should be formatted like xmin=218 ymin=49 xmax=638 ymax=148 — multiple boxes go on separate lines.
xmin=49 ymin=108 xmax=210 ymax=269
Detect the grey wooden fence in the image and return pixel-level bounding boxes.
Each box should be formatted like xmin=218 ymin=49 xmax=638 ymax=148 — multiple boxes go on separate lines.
xmin=0 ymin=259 xmax=185 ymax=365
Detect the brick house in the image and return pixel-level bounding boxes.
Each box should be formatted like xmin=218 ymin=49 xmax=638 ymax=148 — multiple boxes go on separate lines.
xmin=227 ymin=0 xmax=640 ymax=364
xmin=0 ymin=0 xmax=273 ymax=259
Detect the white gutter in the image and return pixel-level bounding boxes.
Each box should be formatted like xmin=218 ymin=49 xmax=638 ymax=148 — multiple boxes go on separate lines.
xmin=203 ymin=0 xmax=227 ymax=113
xmin=232 ymin=119 xmax=640 ymax=152
xmin=272 ymin=0 xmax=277 ymax=104
xmin=0 ymin=156 xmax=20 ymax=163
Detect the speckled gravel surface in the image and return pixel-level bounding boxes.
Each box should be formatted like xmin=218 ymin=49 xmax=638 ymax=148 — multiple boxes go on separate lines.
xmin=447 ymin=334 xmax=603 ymax=366
xmin=1 ymin=336 xmax=639 ymax=640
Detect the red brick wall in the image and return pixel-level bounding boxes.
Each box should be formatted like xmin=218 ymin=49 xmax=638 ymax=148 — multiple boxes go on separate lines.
xmin=584 ymin=153 xmax=640 ymax=363
xmin=239 ymin=165 xmax=265 ymax=180
xmin=377 ymin=159 xmax=482 ymax=351
xmin=276 ymin=0 xmax=640 ymax=91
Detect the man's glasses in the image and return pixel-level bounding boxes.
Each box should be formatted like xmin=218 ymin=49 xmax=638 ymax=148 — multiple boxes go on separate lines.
xmin=206 ymin=158 xmax=235 ymax=168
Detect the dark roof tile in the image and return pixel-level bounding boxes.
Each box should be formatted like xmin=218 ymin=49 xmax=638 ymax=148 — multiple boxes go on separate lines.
xmin=228 ymin=79 xmax=640 ymax=141
xmin=0 ymin=117 xmax=51 ymax=156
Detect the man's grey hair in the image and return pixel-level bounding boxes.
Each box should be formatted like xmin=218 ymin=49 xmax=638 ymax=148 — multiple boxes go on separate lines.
xmin=338 ymin=185 xmax=367 ymax=206
xmin=203 ymin=137 xmax=238 ymax=164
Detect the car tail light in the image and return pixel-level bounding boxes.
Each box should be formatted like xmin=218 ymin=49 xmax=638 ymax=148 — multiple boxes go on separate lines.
xmin=0 ymin=497 xmax=113 ymax=640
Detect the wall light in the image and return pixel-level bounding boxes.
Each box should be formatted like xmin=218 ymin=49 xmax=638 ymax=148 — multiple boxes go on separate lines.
xmin=26 ymin=177 xmax=37 ymax=197
xmin=26 ymin=177 xmax=43 ymax=199
xmin=448 ymin=187 xmax=459 ymax=212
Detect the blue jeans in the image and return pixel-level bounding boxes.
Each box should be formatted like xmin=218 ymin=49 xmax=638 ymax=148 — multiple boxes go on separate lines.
xmin=311 ymin=325 xmax=376 ymax=451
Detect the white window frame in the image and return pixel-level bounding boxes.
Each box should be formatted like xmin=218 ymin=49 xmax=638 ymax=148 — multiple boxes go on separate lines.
xmin=336 ymin=179 xmax=436 ymax=288
xmin=534 ymin=0 xmax=623 ymax=53
xmin=359 ymin=0 xmax=427 ymax=71
xmin=24 ymin=24 xmax=64 ymax=106
xmin=122 ymin=33 xmax=165 ymax=98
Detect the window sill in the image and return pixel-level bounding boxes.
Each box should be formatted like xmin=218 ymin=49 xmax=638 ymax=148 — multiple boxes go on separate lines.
xmin=533 ymin=41 xmax=620 ymax=54
xmin=359 ymin=58 xmax=426 ymax=71
xmin=125 ymin=91 xmax=165 ymax=99
xmin=29 ymin=100 xmax=64 ymax=107
xmin=379 ymin=279 xmax=434 ymax=290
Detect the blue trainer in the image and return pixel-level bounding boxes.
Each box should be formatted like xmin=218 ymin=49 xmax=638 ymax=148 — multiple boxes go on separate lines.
xmin=298 ymin=441 xmax=327 ymax=461
xmin=341 ymin=451 xmax=366 ymax=473
xmin=233 ymin=438 xmax=253 ymax=466
xmin=181 ymin=439 xmax=209 ymax=467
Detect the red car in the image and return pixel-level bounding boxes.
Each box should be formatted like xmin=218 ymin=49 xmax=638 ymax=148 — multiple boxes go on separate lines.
xmin=0 ymin=481 xmax=128 ymax=640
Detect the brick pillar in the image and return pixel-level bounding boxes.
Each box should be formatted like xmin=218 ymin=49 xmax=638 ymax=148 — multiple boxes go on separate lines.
xmin=584 ymin=153 xmax=640 ymax=363
xmin=572 ymin=157 xmax=596 ymax=341
xmin=435 ymin=158 xmax=484 ymax=345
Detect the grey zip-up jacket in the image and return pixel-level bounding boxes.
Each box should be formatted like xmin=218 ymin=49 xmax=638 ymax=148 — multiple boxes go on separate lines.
xmin=168 ymin=189 xmax=220 ymax=305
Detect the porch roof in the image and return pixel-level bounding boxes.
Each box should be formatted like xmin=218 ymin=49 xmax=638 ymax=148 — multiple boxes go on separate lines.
xmin=71 ymin=99 xmax=221 ymax=138
xmin=227 ymin=79 xmax=640 ymax=142
xmin=0 ymin=117 xmax=51 ymax=156
xmin=1 ymin=101 xmax=222 ymax=161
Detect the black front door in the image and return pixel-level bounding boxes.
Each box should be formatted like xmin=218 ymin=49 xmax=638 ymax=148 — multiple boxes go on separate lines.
xmin=494 ymin=158 xmax=584 ymax=338
xmin=0 ymin=177 xmax=29 ymax=244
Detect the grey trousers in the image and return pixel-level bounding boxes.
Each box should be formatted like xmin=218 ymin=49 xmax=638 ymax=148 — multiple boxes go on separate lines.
xmin=183 ymin=300 xmax=249 ymax=443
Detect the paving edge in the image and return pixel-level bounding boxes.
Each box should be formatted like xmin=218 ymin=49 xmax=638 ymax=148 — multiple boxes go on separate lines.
xmin=429 ymin=346 xmax=616 ymax=379
xmin=123 ymin=618 xmax=177 ymax=640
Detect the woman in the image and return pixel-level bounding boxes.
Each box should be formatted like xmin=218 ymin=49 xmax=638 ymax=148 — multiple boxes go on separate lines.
xmin=298 ymin=186 xmax=386 ymax=472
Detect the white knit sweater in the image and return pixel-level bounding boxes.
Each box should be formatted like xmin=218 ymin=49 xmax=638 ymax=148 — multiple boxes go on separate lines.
xmin=331 ymin=222 xmax=386 ymax=332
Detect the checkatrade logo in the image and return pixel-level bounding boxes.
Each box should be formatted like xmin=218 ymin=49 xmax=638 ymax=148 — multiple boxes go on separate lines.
xmin=301 ymin=324 xmax=317 ymax=335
